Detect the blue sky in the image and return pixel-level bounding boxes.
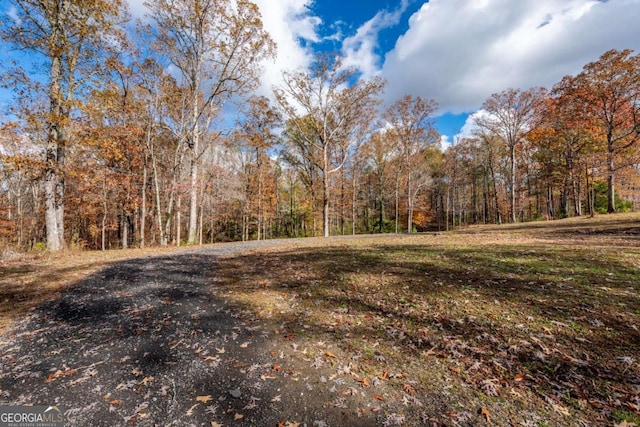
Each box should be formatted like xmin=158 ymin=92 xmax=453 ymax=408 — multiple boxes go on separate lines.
xmin=241 ymin=0 xmax=640 ymax=145
xmin=4 ymin=0 xmax=640 ymax=146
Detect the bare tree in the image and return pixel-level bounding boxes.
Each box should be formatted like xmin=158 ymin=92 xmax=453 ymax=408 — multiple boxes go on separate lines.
xmin=145 ymin=0 xmax=276 ymax=244
xmin=383 ymin=95 xmax=439 ymax=233
xmin=474 ymin=88 xmax=545 ymax=223
xmin=274 ymin=55 xmax=384 ymax=237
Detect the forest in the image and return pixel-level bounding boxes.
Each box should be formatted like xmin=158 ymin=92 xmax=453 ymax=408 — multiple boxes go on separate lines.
xmin=1 ymin=0 xmax=639 ymax=252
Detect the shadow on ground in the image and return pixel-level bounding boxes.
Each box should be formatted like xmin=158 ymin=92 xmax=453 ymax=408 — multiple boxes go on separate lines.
xmin=1 ymin=250 xmax=381 ymax=426
xmin=213 ymin=238 xmax=640 ymax=426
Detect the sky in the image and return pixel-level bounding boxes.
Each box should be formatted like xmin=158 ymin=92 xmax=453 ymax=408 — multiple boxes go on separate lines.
xmin=3 ymin=0 xmax=640 ymax=146
xmin=239 ymin=0 xmax=640 ymax=145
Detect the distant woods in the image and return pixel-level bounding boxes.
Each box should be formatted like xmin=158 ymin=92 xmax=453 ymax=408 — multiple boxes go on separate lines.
xmin=0 ymin=1 xmax=639 ymax=251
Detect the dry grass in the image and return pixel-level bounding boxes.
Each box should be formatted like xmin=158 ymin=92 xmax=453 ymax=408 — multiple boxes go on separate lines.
xmin=213 ymin=213 xmax=640 ymax=425
xmin=1 ymin=213 xmax=639 ymax=424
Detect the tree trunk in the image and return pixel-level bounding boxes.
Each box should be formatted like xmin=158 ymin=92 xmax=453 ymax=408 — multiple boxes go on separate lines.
xmin=322 ymin=150 xmax=330 ymax=237
xmin=176 ymin=194 xmax=182 ymax=246
xmin=607 ymin=148 xmax=616 ymax=213
xmin=45 ymin=49 xmax=65 ymax=251
xmin=510 ymin=144 xmax=517 ymax=223
xmin=140 ymin=156 xmax=147 ymax=248
xmin=406 ymin=167 xmax=413 ymax=233
xmin=394 ymin=171 xmax=400 ymax=234
xmin=188 ymin=100 xmax=200 ymax=244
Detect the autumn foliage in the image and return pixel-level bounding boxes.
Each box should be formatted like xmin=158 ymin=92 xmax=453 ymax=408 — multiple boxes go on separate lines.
xmin=0 ymin=0 xmax=639 ymax=256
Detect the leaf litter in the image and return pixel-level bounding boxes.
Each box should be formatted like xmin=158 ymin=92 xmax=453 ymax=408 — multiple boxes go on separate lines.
xmin=0 ymin=214 xmax=639 ymax=425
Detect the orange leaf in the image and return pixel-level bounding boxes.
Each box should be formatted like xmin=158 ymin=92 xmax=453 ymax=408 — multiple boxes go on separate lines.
xmin=514 ymin=374 xmax=524 ymax=382
xmin=325 ymin=351 xmax=337 ymax=358
xmin=196 ymin=395 xmax=213 ymax=404
xmin=272 ymin=364 xmax=281 ymax=372
xmin=380 ymin=370 xmax=389 ymax=381
xmin=371 ymin=393 xmax=385 ymax=401
xmin=356 ymin=377 xmax=370 ymax=387
xmin=403 ymin=383 xmax=415 ymax=395
xmin=140 ymin=376 xmax=154 ymax=386
xmin=480 ymin=407 xmax=491 ymax=423
xmin=44 ymin=369 xmax=77 ymax=383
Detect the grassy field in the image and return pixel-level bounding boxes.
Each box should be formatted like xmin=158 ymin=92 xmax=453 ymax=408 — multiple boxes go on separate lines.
xmin=1 ymin=213 xmax=639 ymax=425
xmin=214 ymin=213 xmax=640 ymax=426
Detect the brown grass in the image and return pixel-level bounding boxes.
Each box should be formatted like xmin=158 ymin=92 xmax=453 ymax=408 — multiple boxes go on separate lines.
xmin=212 ymin=213 xmax=640 ymax=425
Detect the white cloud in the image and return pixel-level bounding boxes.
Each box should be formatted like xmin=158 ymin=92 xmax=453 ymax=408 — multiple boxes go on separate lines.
xmin=340 ymin=1 xmax=409 ymax=78
xmin=127 ymin=0 xmax=320 ymax=100
xmin=382 ymin=0 xmax=640 ymax=113
xmin=455 ymin=110 xmax=487 ymax=140
xmin=252 ymin=0 xmax=319 ymax=96
xmin=127 ymin=0 xmax=148 ymax=20
xmin=439 ymin=134 xmax=452 ymax=151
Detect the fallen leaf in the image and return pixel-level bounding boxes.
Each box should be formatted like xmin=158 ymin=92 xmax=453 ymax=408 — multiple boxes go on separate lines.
xmin=514 ymin=374 xmax=524 ymax=382
xmin=210 ymin=422 xmax=223 ymax=427
xmin=371 ymin=393 xmax=385 ymax=401
xmin=403 ymin=383 xmax=415 ymax=395
xmin=480 ymin=407 xmax=491 ymax=423
xmin=356 ymin=377 xmax=370 ymax=387
xmin=186 ymin=403 xmax=199 ymax=416
xmin=325 ymin=351 xmax=337 ymax=358
xmin=109 ymin=400 xmax=122 ymax=406
xmin=196 ymin=395 xmax=213 ymax=404
xmin=272 ymin=364 xmax=281 ymax=372
xmin=240 ymin=342 xmax=250 ymax=348
xmin=271 ymin=395 xmax=282 ymax=402
xmin=343 ymin=387 xmax=359 ymax=396
xmin=140 ymin=376 xmax=154 ymax=386
xmin=380 ymin=370 xmax=389 ymax=381
xmin=44 ymin=369 xmax=78 ymax=383
xmin=285 ymin=422 xmax=301 ymax=427
xmin=234 ymin=413 xmax=244 ymax=421
xmin=216 ymin=347 xmax=225 ymax=354
xmin=550 ymin=402 xmax=570 ymax=416
xmin=615 ymin=421 xmax=637 ymax=427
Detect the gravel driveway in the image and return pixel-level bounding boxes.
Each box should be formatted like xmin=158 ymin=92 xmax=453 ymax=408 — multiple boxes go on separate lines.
xmin=1 ymin=240 xmax=388 ymax=426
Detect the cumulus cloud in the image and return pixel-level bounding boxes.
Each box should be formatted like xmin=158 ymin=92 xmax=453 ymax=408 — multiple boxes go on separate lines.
xmin=381 ymin=0 xmax=640 ymax=113
xmin=340 ymin=0 xmax=409 ymax=78
xmin=127 ymin=0 xmax=320 ymax=98
xmin=455 ymin=110 xmax=488 ymax=140
xmin=252 ymin=0 xmax=318 ymax=96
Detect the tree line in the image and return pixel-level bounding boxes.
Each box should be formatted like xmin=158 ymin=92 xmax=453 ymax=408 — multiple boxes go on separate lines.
xmin=0 ymin=0 xmax=639 ymax=252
